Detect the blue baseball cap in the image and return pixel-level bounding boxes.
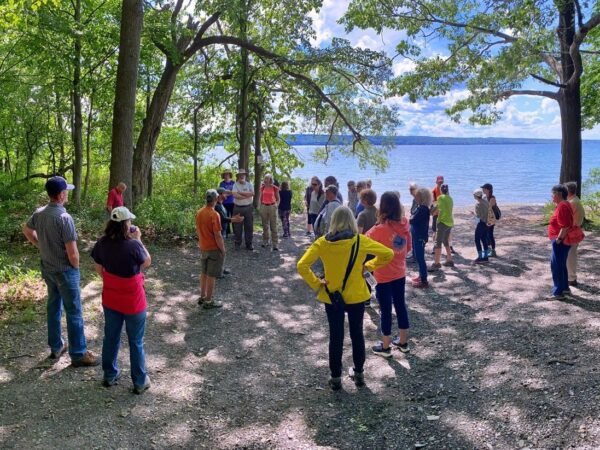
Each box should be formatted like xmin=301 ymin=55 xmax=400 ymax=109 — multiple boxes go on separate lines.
xmin=45 ymin=176 xmax=75 ymax=196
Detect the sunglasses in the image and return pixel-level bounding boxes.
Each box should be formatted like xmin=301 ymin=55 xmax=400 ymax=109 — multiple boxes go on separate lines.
xmin=311 ymin=183 xmax=318 ymax=186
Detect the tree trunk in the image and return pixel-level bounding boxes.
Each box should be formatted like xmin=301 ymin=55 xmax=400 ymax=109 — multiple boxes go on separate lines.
xmin=193 ymin=106 xmax=199 ymax=195
xmin=237 ymin=44 xmax=251 ymax=172
xmin=132 ymin=60 xmax=180 ymax=206
xmin=55 ymin=89 xmax=66 ymax=174
xmin=83 ymin=88 xmax=95 ymax=203
xmin=71 ymin=0 xmax=83 ymax=206
xmin=253 ymin=105 xmax=262 ymax=208
xmin=109 ymin=0 xmax=143 ymax=208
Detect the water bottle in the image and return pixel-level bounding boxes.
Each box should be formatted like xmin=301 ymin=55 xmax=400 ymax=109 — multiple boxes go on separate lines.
xmin=363 ymin=271 xmax=377 ymax=288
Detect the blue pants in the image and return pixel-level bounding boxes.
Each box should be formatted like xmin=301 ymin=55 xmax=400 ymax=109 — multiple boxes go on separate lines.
xmin=413 ymin=237 xmax=427 ymax=282
xmin=550 ymin=240 xmax=570 ymax=296
xmin=376 ymin=277 xmax=409 ymax=336
xmin=325 ymin=302 xmax=365 ymax=378
xmin=102 ymin=306 xmax=148 ymax=387
xmin=41 ymin=268 xmax=87 ymax=359
xmin=475 ymin=221 xmax=489 ymax=255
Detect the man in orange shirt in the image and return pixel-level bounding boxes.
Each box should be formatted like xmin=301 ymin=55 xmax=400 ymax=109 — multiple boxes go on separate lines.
xmin=195 ymin=189 xmax=226 ymax=309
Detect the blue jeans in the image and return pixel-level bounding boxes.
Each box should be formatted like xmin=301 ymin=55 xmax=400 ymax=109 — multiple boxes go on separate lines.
xmin=413 ymin=237 xmax=427 ymax=282
xmin=102 ymin=306 xmax=147 ymax=387
xmin=550 ymin=240 xmax=570 ymax=296
xmin=376 ymin=277 xmax=409 ymax=336
xmin=41 ymin=268 xmax=87 ymax=359
xmin=325 ymin=302 xmax=365 ymax=378
xmin=475 ymin=221 xmax=489 ymax=255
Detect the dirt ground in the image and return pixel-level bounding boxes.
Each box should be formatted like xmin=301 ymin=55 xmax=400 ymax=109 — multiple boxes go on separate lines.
xmin=1 ymin=205 xmax=599 ymax=449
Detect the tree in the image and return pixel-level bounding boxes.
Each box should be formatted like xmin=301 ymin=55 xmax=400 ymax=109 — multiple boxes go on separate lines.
xmin=343 ymin=0 xmax=600 ymax=196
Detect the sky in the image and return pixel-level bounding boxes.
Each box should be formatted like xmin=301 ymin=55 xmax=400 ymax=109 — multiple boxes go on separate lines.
xmin=308 ymin=0 xmax=600 ymax=140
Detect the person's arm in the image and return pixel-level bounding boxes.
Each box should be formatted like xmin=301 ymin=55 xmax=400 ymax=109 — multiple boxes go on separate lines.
xmin=215 ymin=231 xmax=226 ymax=254
xmin=297 ymin=240 xmax=324 ymax=291
xmin=65 ymin=241 xmax=80 ymax=268
xmin=232 ymin=184 xmax=244 ymax=200
xmin=131 ymin=227 xmax=151 ymax=268
xmin=357 ymin=212 xmax=365 ymax=234
xmin=22 ymin=224 xmax=39 ymax=249
xmin=94 ymin=263 xmax=104 ymax=276
xmin=363 ymin=236 xmax=394 ymax=272
xmin=259 ymin=187 xmax=264 ymax=205
xmin=556 ymin=203 xmax=573 ymax=243
xmin=275 ymin=187 xmax=280 ymax=204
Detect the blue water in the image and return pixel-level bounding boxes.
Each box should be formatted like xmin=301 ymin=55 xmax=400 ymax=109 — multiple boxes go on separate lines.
xmin=291 ymin=142 xmax=600 ymax=206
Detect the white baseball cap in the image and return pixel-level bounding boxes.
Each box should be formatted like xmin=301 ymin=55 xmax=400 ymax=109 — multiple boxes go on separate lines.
xmin=110 ymin=206 xmax=136 ymax=222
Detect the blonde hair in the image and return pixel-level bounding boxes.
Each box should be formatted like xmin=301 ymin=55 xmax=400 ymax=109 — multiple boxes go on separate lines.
xmin=416 ymin=187 xmax=432 ymax=207
xmin=263 ymin=173 xmax=274 ymax=184
xmin=328 ymin=206 xmax=358 ymax=235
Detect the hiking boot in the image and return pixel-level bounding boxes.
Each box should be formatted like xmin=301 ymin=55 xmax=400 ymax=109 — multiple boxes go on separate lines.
xmin=371 ymin=342 xmax=392 ymax=359
xmin=563 ymin=288 xmax=572 ymax=296
xmin=349 ymin=368 xmax=365 ymax=387
xmin=412 ymin=280 xmax=429 ymax=288
xmin=569 ymin=280 xmax=578 ymax=287
xmin=133 ymin=376 xmax=151 ymax=395
xmin=202 ymin=300 xmax=223 ymax=309
xmin=71 ymin=351 xmax=100 ymax=367
xmin=246 ymin=245 xmax=254 ymax=251
xmin=450 ymin=246 xmax=457 ymax=255
xmin=328 ymin=377 xmax=342 ymax=391
xmin=427 ymin=263 xmax=441 ymax=272
xmin=197 ymin=296 xmax=206 ymax=305
xmin=442 ymin=260 xmax=455 ymax=267
xmin=473 ymin=257 xmax=488 ymax=264
xmin=102 ymin=370 xmax=121 ymax=387
xmin=392 ymin=336 xmax=410 ymax=353
xmin=490 ymin=249 xmax=497 ymax=257
xmin=49 ymin=343 xmax=67 ymax=360
xmin=272 ymin=247 xmax=279 ymax=251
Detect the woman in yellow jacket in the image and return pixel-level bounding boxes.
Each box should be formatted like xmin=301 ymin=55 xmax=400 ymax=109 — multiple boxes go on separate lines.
xmin=297 ymin=206 xmax=393 ymax=390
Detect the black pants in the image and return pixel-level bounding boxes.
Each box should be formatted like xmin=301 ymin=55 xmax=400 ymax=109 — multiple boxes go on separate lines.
xmin=325 ymin=302 xmax=366 ymax=378
xmin=487 ymin=224 xmax=496 ymax=249
xmin=475 ymin=221 xmax=489 ymax=254
xmin=233 ymin=204 xmax=254 ymax=248
xmin=224 ymin=203 xmax=234 ymax=235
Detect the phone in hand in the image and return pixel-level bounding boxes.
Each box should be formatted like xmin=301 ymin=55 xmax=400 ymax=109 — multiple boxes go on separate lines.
xmin=129 ymin=226 xmax=137 ymax=233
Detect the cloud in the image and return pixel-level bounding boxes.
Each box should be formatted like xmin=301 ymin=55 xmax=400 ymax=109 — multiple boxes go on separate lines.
xmin=392 ymin=59 xmax=416 ymax=76
xmin=354 ymin=34 xmax=382 ymax=50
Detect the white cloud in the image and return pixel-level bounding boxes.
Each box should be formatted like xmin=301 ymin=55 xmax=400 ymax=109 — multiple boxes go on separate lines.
xmin=439 ymin=89 xmax=471 ymax=108
xmin=392 ymin=59 xmax=416 ymax=76
xmin=354 ymin=34 xmax=382 ymax=50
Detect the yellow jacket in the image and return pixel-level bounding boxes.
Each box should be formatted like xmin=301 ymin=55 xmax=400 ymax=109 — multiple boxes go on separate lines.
xmin=297 ymin=233 xmax=394 ymax=304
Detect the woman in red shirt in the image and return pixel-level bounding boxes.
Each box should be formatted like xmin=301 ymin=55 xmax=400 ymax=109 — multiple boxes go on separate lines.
xmin=259 ymin=174 xmax=280 ymax=251
xmin=547 ymin=185 xmax=573 ymax=300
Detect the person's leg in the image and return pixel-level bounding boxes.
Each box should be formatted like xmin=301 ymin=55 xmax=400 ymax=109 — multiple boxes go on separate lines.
xmin=481 ymin=223 xmax=489 ymax=255
xmin=232 ymin=205 xmax=243 ymax=247
xmin=224 ymin=203 xmax=234 ymax=235
xmin=566 ymin=243 xmax=578 ymax=283
xmin=278 ymin=209 xmax=285 ymax=236
xmin=414 ymin=238 xmax=427 ymax=282
xmin=559 ymin=244 xmax=570 ymax=293
xmin=284 ymin=210 xmax=291 ymax=236
xmin=125 ymin=310 xmax=148 ymax=387
xmin=42 ymin=270 xmax=64 ymax=354
xmin=488 ymin=225 xmax=496 ymax=250
xmin=260 ymin=205 xmax=270 ymax=246
xmin=243 ymin=206 xmax=254 ymax=248
xmin=347 ymin=303 xmax=366 ymax=373
xmin=269 ymin=205 xmax=278 ymax=248
xmin=325 ymin=303 xmax=345 ymax=378
xmin=375 ymin=283 xmax=392 ymax=349
xmin=391 ymin=278 xmax=409 ymax=344
xmin=441 ymin=225 xmax=453 ymax=262
xmin=550 ymin=241 xmax=570 ymax=296
xmin=200 ymin=273 xmax=208 ymax=298
xmin=102 ymin=306 xmax=124 ymax=383
xmin=56 ymin=268 xmax=87 ymax=359
xmin=204 ymin=276 xmax=216 ymax=300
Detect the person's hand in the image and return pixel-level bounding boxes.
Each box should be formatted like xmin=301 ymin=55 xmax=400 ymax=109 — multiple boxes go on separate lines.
xmin=131 ymin=226 xmax=142 ymax=240
xmin=319 ymin=278 xmax=329 ymax=286
xmin=231 ymin=214 xmax=244 ymax=223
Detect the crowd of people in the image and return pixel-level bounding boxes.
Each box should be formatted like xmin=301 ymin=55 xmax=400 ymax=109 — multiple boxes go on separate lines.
xmin=22 ymin=172 xmax=587 ymax=394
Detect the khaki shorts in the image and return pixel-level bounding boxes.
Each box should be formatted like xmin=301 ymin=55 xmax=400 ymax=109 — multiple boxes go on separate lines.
xmin=200 ymin=250 xmax=224 ymax=278
xmin=434 ymin=222 xmax=452 ymax=248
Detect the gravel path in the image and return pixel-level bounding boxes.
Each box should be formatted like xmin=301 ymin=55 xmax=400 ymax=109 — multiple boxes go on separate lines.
xmin=0 ymin=205 xmax=599 ymax=449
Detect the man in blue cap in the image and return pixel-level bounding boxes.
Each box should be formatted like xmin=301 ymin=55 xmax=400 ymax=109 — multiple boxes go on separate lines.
xmin=22 ymin=176 xmax=99 ymax=367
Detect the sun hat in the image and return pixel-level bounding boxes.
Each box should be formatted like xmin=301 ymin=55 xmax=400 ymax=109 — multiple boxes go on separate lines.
xmin=206 ymin=189 xmax=218 ymax=202
xmin=45 ymin=176 xmax=74 ymax=196
xmin=221 ymin=169 xmax=233 ymax=177
xmin=111 ymin=206 xmax=136 ymax=222
xmin=480 ymin=183 xmax=493 ymax=191
xmin=473 ymin=188 xmax=484 ymax=198
xmin=236 ymin=169 xmax=248 ymax=177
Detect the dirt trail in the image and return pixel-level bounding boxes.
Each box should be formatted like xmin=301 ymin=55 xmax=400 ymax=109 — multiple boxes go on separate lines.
xmin=1 ymin=205 xmax=599 ymax=449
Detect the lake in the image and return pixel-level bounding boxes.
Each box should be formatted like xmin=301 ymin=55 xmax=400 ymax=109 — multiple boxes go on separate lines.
xmin=290 ymin=142 xmax=600 ymax=206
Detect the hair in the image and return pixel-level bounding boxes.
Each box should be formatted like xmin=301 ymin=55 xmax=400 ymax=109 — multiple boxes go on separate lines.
xmin=416 ymin=187 xmax=432 ymax=207
xmin=104 ymin=219 xmax=129 ymax=240
xmin=324 ymin=175 xmax=339 ymax=188
xmin=347 ymin=180 xmax=356 ymax=187
xmin=280 ymin=181 xmax=290 ymax=190
xmin=366 ymin=179 xmax=372 ymax=188
xmin=565 ymin=181 xmax=577 ymax=195
xmin=483 ymin=185 xmax=493 ymax=195
xmin=356 ymin=180 xmax=367 ymax=191
xmin=325 ymin=184 xmax=338 ymax=196
xmin=440 ymin=184 xmax=449 ymax=195
xmin=409 ymin=182 xmax=418 ymax=192
xmin=360 ymin=188 xmax=377 ymax=206
xmin=552 ymin=184 xmax=568 ymax=200
xmin=329 ymin=206 xmax=358 ymax=235
xmin=310 ymin=176 xmax=324 ymax=197
xmin=263 ymin=173 xmax=274 ymax=184
xmin=378 ymin=191 xmax=403 ymax=222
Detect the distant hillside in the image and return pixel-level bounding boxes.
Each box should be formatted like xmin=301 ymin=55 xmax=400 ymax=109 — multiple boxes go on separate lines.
xmin=284 ymin=134 xmax=567 ymax=146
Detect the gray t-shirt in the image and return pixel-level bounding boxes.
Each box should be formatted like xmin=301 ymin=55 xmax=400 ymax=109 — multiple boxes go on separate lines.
xmin=357 ymin=205 xmax=378 ymax=233
xmin=232 ymin=181 xmax=254 ymax=206
xmin=475 ymin=198 xmax=489 ymax=222
xmin=26 ymin=203 xmax=77 ymax=272
xmin=309 ymin=190 xmax=324 ymax=214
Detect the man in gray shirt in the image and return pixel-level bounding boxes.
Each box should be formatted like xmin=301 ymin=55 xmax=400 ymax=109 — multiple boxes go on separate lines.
xmin=23 ymin=176 xmax=98 ymax=366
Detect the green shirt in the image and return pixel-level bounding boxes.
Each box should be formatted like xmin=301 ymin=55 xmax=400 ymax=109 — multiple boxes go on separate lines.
xmin=437 ymin=194 xmax=454 ymax=227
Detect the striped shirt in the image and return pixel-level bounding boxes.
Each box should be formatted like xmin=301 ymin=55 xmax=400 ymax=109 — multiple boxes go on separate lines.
xmin=26 ymin=203 xmax=78 ymax=272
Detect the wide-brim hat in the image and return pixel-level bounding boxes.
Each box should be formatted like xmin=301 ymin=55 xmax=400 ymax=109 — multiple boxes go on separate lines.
xmin=221 ymin=169 xmax=233 ymax=177
xmin=236 ymin=169 xmax=248 ymax=177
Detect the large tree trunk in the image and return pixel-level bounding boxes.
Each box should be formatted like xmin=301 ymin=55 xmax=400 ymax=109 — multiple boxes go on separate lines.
xmin=193 ymin=106 xmax=200 ymax=195
xmin=109 ymin=0 xmax=143 ymax=207
xmin=71 ymin=0 xmax=83 ymax=206
xmin=132 ymin=60 xmax=180 ymax=206
xmin=83 ymin=88 xmax=95 ymax=203
xmin=237 ymin=44 xmax=251 ymax=172
xmin=253 ymin=105 xmax=262 ymax=208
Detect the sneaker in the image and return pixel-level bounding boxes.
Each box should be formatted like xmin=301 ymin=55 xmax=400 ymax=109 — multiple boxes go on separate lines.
xmin=197 ymin=296 xmax=206 ymax=305
xmin=49 ymin=343 xmax=67 ymax=359
xmin=371 ymin=342 xmax=393 ymax=358
xmin=305 ymin=231 xmax=312 ymax=236
xmin=392 ymin=336 xmax=410 ymax=353
xmin=71 ymin=351 xmax=100 ymax=367
xmin=203 ymin=300 xmax=223 ymax=309
xmin=442 ymin=260 xmax=455 ymax=267
xmin=473 ymin=257 xmax=488 ymax=264
xmin=133 ymin=376 xmax=151 ymax=395
xmin=350 ymin=368 xmax=365 ymax=387
xmin=102 ymin=370 xmax=122 ymax=387
xmin=490 ymin=249 xmax=497 ymax=257
xmin=563 ymin=288 xmax=572 ymax=296
xmin=411 ymin=275 xmax=421 ymax=283
xmin=427 ymin=263 xmax=441 ymax=272
xmin=272 ymin=247 xmax=279 ymax=251
xmin=569 ymin=280 xmax=578 ymax=287
xmin=547 ymin=294 xmax=565 ymax=301
xmin=246 ymin=246 xmax=254 ymax=251
xmin=328 ymin=377 xmax=342 ymax=391
xmin=412 ymin=280 xmax=429 ymax=288
xmin=222 ymin=268 xmax=231 ymax=275
xmin=450 ymin=246 xmax=457 ymax=255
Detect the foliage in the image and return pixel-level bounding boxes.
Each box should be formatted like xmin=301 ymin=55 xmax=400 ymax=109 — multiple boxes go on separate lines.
xmin=582 ymin=168 xmax=600 ymax=224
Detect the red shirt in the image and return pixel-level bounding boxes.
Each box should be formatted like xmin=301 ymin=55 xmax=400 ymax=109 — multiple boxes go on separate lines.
xmin=102 ymin=271 xmax=147 ymax=314
xmin=260 ymin=185 xmax=279 ymax=204
xmin=365 ymin=219 xmax=412 ymax=283
xmin=106 ymin=188 xmax=124 ymax=211
xmin=548 ymin=201 xmax=573 ymax=240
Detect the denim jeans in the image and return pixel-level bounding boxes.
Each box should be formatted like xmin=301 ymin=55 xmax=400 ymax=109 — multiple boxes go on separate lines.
xmin=102 ymin=306 xmax=147 ymax=387
xmin=475 ymin=221 xmax=489 ymax=254
xmin=550 ymin=240 xmax=571 ymax=296
xmin=375 ymin=277 xmax=409 ymax=336
xmin=325 ymin=302 xmax=366 ymax=378
xmin=41 ymin=268 xmax=87 ymax=359
xmin=413 ymin=236 xmax=427 ymax=282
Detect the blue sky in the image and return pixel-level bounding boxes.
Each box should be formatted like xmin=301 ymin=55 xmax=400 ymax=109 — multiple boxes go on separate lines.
xmin=309 ymin=0 xmax=600 ymax=140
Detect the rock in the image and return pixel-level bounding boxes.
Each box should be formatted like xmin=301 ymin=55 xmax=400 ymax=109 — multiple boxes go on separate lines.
xmin=426 ymin=415 xmax=440 ymax=421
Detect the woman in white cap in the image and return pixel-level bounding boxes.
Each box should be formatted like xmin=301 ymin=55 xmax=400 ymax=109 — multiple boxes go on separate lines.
xmin=91 ymin=206 xmax=152 ymax=394
xmin=472 ymin=189 xmax=490 ymax=263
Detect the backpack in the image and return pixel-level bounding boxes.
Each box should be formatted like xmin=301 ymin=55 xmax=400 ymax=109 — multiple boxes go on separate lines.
xmin=492 ymin=204 xmax=501 ymax=220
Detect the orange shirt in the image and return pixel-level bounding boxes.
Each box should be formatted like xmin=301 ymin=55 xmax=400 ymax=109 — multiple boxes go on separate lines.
xmin=261 ymin=185 xmax=279 ymax=204
xmin=432 ymin=185 xmax=442 ymax=201
xmin=195 ymin=206 xmax=222 ymax=251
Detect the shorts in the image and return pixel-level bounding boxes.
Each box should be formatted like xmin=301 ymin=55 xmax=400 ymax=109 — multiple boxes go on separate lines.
xmin=307 ymin=213 xmax=318 ymax=225
xmin=200 ymin=250 xmax=224 ymax=278
xmin=434 ymin=222 xmax=451 ymax=248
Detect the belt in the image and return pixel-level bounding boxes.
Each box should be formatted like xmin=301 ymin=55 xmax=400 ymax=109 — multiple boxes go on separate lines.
xmin=234 ymin=204 xmax=252 ymax=207
xmin=261 ymin=203 xmax=276 ymax=206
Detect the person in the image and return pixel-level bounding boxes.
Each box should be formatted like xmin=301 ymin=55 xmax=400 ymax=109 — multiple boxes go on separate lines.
xmin=219 ymin=169 xmax=236 ymax=237
xmin=314 ymin=185 xmax=342 ymax=238
xmin=354 ymin=180 xmax=368 ymax=217
xmin=411 ymin=188 xmax=431 ymax=288
xmin=215 ymin=187 xmax=244 ymax=238
xmin=106 ymin=182 xmax=126 ymax=215
xmin=196 ymin=189 xmax=226 ymax=308
xmin=547 ymin=184 xmax=573 ymax=300
xmin=566 ymin=181 xmax=586 ymax=287
xmin=22 ymin=176 xmax=98 ymax=367
xmin=297 ymin=206 xmax=393 ymax=390
xmin=365 ymin=192 xmax=412 ymax=357
xmin=406 ymin=182 xmax=419 ymax=263
xmin=232 ymin=169 xmax=255 ymax=250
xmin=304 ymin=176 xmax=324 ymax=236
xmin=481 ymin=183 xmax=498 ymax=257
xmin=347 ymin=180 xmax=358 ymax=215
xmin=430 ymin=175 xmax=444 ymax=240
xmin=472 ymin=189 xmax=490 ymax=263
xmin=259 ymin=174 xmax=280 ymax=251
xmin=323 ymin=175 xmax=343 ymax=204
xmin=91 ymin=207 xmax=151 ymax=394
xmin=278 ymin=181 xmax=292 ymax=238
xmin=428 ymin=184 xmax=454 ymax=271
xmin=357 ymin=188 xmax=378 ymax=234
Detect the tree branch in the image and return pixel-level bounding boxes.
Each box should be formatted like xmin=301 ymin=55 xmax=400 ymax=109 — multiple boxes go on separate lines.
xmin=498 ymin=89 xmax=558 ymax=101
xmin=574 ymin=0 xmax=584 ymax=31
xmin=170 ymin=0 xmax=184 ymax=44
xmin=183 ymin=12 xmax=222 ymax=60
xmin=568 ymin=12 xmax=600 ymax=86
xmin=529 ymin=73 xmax=566 ymax=88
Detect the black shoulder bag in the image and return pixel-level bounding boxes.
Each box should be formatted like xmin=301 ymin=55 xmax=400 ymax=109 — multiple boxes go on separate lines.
xmin=324 ymin=235 xmax=360 ymax=310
